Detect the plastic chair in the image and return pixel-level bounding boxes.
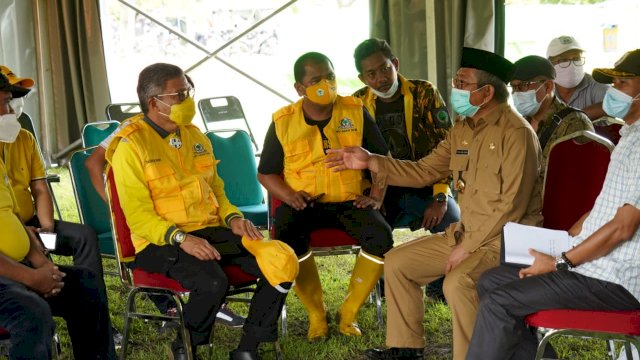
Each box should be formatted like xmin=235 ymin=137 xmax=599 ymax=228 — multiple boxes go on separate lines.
xmin=17 ymin=112 xmax=62 ymax=220
xmin=205 ymin=130 xmax=267 ymax=227
xmin=268 ymin=195 xmax=384 ymax=329
xmin=105 ymin=103 xmax=141 ymax=122
xmin=525 ymin=131 xmax=627 ymax=359
xmin=593 ymin=117 xmax=624 ymax=146
xmin=541 ymin=130 xmax=614 ymax=230
xmin=82 ymin=121 xmax=120 ymax=147
xmin=198 ymin=97 xmax=260 ymax=152
xmin=68 ymin=147 xmax=115 ymax=257
xmin=106 ymin=168 xmax=282 ymax=359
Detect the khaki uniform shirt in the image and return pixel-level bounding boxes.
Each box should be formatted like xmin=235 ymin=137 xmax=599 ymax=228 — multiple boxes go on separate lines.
xmin=371 ymin=103 xmax=543 ymax=252
xmin=534 ymin=96 xmax=594 ymax=169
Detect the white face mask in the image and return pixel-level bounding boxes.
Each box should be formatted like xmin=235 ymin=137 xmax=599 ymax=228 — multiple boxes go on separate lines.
xmin=9 ymin=98 xmax=24 ymax=119
xmin=370 ymin=76 xmax=399 ymax=99
xmin=554 ymin=63 xmax=585 ymax=89
xmin=0 ymin=114 xmax=21 ymax=143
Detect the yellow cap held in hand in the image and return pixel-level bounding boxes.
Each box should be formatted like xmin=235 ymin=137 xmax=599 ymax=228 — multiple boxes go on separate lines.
xmin=241 ymin=237 xmax=299 ymax=293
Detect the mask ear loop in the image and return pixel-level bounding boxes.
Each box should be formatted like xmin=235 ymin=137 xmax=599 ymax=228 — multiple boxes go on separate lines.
xmin=471 ymin=84 xmax=490 ymax=109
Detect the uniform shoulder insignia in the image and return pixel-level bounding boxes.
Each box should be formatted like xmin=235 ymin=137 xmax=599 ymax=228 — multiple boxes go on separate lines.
xmin=431 ymin=107 xmax=452 ymax=129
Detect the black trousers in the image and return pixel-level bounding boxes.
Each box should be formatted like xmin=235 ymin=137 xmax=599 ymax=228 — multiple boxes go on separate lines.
xmin=133 ymin=227 xmax=287 ymax=346
xmin=27 ymin=217 xmax=103 ymax=279
xmin=0 ymin=265 xmax=115 ymax=359
xmin=466 ymin=265 xmax=640 ymax=360
xmin=274 ymin=201 xmax=394 ymax=257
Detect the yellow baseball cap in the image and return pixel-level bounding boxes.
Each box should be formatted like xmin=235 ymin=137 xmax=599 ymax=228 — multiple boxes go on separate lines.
xmin=0 ymin=65 xmax=35 ymax=89
xmin=241 ymin=237 xmax=298 ymax=293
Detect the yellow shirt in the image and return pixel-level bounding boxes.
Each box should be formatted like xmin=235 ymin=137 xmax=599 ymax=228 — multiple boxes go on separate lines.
xmin=0 ymin=160 xmax=30 ymax=261
xmin=106 ymin=115 xmax=242 ymax=253
xmin=0 ymin=129 xmax=46 ymax=222
xmin=371 ymin=103 xmax=544 ymax=252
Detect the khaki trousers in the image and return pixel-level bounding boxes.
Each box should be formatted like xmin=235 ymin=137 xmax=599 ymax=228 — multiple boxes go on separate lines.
xmin=384 ymin=233 xmax=499 ymax=360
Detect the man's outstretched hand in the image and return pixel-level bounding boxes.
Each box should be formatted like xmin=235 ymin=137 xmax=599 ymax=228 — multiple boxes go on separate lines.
xmin=326 ymin=147 xmax=371 ymax=171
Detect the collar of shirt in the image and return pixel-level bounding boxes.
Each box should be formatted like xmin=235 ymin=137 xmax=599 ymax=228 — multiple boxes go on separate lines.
xmin=143 ymin=115 xmax=171 ymax=138
xmin=620 ymin=119 xmax=640 ymax=137
xmin=466 ymin=102 xmax=509 ymax=129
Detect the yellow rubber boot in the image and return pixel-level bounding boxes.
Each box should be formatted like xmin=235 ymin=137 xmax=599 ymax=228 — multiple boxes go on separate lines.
xmin=338 ymin=251 xmax=384 ymax=337
xmin=294 ymin=252 xmax=328 ymax=342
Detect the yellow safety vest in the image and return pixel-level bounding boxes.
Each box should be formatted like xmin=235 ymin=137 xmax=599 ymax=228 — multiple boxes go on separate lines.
xmin=273 ymin=96 xmax=365 ymax=203
xmin=106 ymin=115 xmax=235 ymax=242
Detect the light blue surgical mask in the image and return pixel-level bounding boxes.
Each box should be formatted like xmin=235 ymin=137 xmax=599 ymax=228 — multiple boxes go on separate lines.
xmin=451 ymin=87 xmax=486 ymax=117
xmin=603 ymin=87 xmax=634 ymax=119
xmin=513 ymin=84 xmax=544 ymax=117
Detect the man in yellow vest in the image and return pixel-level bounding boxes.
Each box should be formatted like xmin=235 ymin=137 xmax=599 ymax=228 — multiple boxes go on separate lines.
xmin=258 ymin=52 xmax=393 ymax=341
xmin=0 ymin=65 xmax=105 ymax=280
xmin=0 ymin=71 xmax=115 ymax=359
xmin=106 ymin=63 xmax=297 ymax=360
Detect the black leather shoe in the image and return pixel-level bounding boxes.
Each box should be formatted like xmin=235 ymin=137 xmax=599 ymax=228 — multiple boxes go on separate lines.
xmin=365 ymin=347 xmax=424 ymax=360
xmin=229 ymin=349 xmax=261 ymax=360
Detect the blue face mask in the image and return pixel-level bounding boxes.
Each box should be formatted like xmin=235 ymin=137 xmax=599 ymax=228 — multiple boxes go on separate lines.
xmin=451 ymin=87 xmax=485 ymax=117
xmin=513 ymin=84 xmax=544 ymax=117
xmin=603 ymin=87 xmax=634 ymax=119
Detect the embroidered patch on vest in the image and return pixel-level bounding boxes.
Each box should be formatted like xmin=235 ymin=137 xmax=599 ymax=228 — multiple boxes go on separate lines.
xmin=193 ymin=143 xmax=207 ymax=154
xmin=337 ymin=117 xmax=357 ymax=133
xmin=169 ymin=137 xmax=182 ymax=149
xmin=456 ymin=149 xmax=469 ymax=156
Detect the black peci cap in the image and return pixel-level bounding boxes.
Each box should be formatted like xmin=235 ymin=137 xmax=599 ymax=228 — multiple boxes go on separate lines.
xmin=460 ymin=47 xmax=514 ymax=83
xmin=512 ymin=55 xmax=556 ymax=81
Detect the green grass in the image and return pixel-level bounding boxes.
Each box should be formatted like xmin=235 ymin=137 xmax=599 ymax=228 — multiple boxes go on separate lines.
xmin=40 ymin=167 xmax=613 ymax=360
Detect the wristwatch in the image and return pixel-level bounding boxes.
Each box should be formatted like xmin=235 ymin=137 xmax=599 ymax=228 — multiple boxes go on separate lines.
xmin=555 ymin=255 xmax=569 ymax=271
xmin=172 ymin=230 xmax=186 ymax=245
xmin=555 ymin=252 xmax=575 ymax=271
xmin=435 ymin=192 xmax=447 ymax=203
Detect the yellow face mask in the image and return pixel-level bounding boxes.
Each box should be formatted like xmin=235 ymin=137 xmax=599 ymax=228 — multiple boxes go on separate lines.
xmin=305 ymin=79 xmax=338 ymax=105
xmin=157 ymin=96 xmax=196 ymax=125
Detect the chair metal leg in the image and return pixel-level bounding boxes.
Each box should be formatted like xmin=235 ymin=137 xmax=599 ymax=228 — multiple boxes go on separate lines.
xmin=120 ymin=290 xmax=137 ymax=359
xmin=53 ymin=333 xmax=61 ymax=360
xmin=280 ymin=303 xmax=288 ymax=337
xmin=47 ymin=181 xmax=63 ymax=221
xmin=374 ymin=279 xmax=384 ymax=329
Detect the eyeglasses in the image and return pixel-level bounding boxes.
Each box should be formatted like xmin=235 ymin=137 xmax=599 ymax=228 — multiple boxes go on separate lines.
xmin=155 ymin=87 xmax=195 ymax=102
xmin=451 ymin=77 xmax=478 ymax=89
xmin=508 ymin=80 xmax=546 ymax=93
xmin=552 ymin=57 xmax=586 ymax=68
xmin=363 ymin=63 xmax=394 ymax=81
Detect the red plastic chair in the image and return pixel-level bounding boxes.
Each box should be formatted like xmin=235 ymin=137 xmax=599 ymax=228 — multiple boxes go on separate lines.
xmin=593 ymin=117 xmax=624 ymax=146
xmin=524 ymin=131 xmax=640 ymax=359
xmin=268 ymin=195 xmax=384 ymax=330
xmin=541 ymin=131 xmax=614 ymax=230
xmin=106 ymin=168 xmax=280 ymax=359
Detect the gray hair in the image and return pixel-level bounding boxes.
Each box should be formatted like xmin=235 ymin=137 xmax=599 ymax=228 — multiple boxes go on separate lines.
xmin=476 ymin=69 xmax=509 ymax=103
xmin=136 ymin=63 xmax=184 ymax=113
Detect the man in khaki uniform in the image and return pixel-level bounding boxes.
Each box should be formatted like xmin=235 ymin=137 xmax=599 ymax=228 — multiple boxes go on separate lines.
xmin=510 ymin=55 xmax=594 ymax=171
xmin=327 ymin=47 xmax=543 ymax=360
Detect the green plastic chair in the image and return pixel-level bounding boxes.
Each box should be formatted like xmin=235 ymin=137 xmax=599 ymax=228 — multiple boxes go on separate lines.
xmin=68 ymin=147 xmax=115 ymax=256
xmin=205 ymin=130 xmax=267 ymax=227
xmin=105 ymin=103 xmax=141 ymax=122
xmin=82 ymin=121 xmax=120 ymax=148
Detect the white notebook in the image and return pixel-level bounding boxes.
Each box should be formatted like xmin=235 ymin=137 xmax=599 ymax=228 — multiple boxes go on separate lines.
xmin=501 ymin=222 xmax=572 ymax=266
